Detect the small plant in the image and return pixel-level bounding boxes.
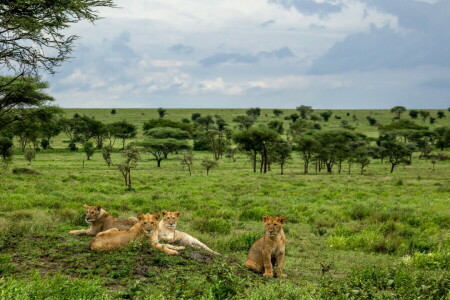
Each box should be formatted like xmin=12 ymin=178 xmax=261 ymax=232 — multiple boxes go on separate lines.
xmin=83 ymin=141 xmax=95 ymax=160
xmin=24 ymin=149 xmax=35 ymax=165
xmin=111 ymin=109 xmax=117 ymax=115
xmin=431 ymin=160 xmax=436 ymax=171
xmin=117 ymin=147 xmax=140 ymax=190
xmin=201 ymin=158 xmax=218 ymax=176
xmin=68 ymin=142 xmax=78 ymax=151
xmin=102 ymin=145 xmax=113 ymax=167
xmin=157 ymin=107 xmax=166 ymax=119
xmin=40 ymin=139 xmax=50 ymax=150
xmin=180 ymin=151 xmax=194 ymax=176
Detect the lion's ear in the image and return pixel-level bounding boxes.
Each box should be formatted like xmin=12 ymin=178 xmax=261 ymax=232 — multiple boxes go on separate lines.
xmin=161 ymin=210 xmax=168 ymax=216
xmin=278 ymin=216 xmax=286 ymax=224
xmin=262 ymin=215 xmax=270 ymax=222
xmin=175 ymin=211 xmax=181 ymax=218
xmin=137 ymin=214 xmax=144 ymax=221
xmin=94 ymin=205 xmax=101 ymax=211
xmin=83 ymin=204 xmax=89 ymax=209
xmin=153 ymin=213 xmax=160 ymax=221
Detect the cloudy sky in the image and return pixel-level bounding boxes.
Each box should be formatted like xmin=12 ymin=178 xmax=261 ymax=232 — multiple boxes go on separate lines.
xmin=47 ymin=0 xmax=450 ymax=109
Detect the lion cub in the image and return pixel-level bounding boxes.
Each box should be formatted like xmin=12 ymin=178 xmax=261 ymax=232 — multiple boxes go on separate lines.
xmin=90 ymin=213 xmax=184 ymax=255
xmin=245 ymin=215 xmax=286 ymax=278
xmin=69 ymin=205 xmax=137 ymax=236
xmin=158 ymin=210 xmax=220 ymax=255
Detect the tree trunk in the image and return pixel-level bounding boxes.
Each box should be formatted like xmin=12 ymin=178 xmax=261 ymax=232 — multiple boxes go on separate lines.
xmin=122 ymin=138 xmax=126 ymax=150
xmin=390 ymin=163 xmax=396 ymax=173
xmin=253 ymin=151 xmax=257 ymax=173
xmin=157 ymin=159 xmax=161 ymax=167
xmin=280 ymin=163 xmax=284 ymax=175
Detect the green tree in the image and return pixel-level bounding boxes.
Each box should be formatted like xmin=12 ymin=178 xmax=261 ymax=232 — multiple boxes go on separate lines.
xmin=390 ymin=106 xmax=407 ymax=119
xmin=296 ymin=105 xmax=313 ymax=119
xmin=246 ymin=107 xmax=261 ymax=119
xmin=295 ymin=134 xmax=317 ymax=174
xmin=111 ymin=109 xmax=117 ymax=115
xmin=191 ymin=113 xmax=202 ymax=121
xmin=434 ymin=127 xmax=450 ymax=150
xmin=144 ymin=127 xmax=191 ymax=140
xmin=0 ymin=137 xmax=13 ymax=161
xmin=83 ymin=141 xmax=95 ymax=160
xmin=273 ymin=109 xmax=283 ymax=117
xmin=270 ymin=140 xmax=292 ymax=174
xmin=201 ymin=158 xmax=218 ymax=175
xmin=102 ymin=145 xmax=113 ymax=167
xmin=232 ymin=115 xmax=254 ymax=130
xmin=195 ymin=115 xmax=214 ymax=130
xmin=367 ymin=116 xmax=377 ymax=126
xmin=143 ymin=119 xmax=192 ymax=133
xmin=419 ymin=111 xmax=430 ymax=122
xmin=0 ymin=0 xmax=115 ymax=76
xmin=437 ymin=111 xmax=446 ymax=119
xmin=112 ymin=120 xmax=137 ymax=150
xmin=233 ymin=127 xmax=280 ymax=173
xmin=319 ymin=110 xmax=333 ymax=122
xmin=180 ymin=152 xmax=194 ymax=176
xmin=409 ymin=110 xmax=419 ymax=119
xmin=24 ymin=149 xmax=35 ymax=165
xmin=0 ymin=77 xmax=53 ymax=130
xmin=117 ymin=147 xmax=140 ymax=190
xmin=140 ymin=139 xmax=190 ymax=167
xmin=268 ymin=120 xmax=284 ymax=134
xmin=157 ymin=108 xmax=166 ymax=119
xmin=380 ymin=140 xmax=413 ymax=173
xmin=285 ymin=113 xmax=300 ymax=122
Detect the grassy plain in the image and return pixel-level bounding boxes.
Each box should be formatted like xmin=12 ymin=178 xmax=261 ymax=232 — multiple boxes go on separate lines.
xmin=0 ymin=108 xmax=449 ymax=299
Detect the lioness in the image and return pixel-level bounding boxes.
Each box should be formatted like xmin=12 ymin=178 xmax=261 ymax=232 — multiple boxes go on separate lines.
xmin=158 ymin=210 xmax=220 ymax=255
xmin=245 ymin=215 xmax=286 ymax=278
xmin=69 ymin=205 xmax=138 ymax=236
xmin=90 ymin=213 xmax=185 ymax=254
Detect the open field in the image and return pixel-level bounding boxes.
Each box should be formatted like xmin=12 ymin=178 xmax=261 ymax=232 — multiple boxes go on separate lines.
xmin=1 ymin=109 xmax=449 ymax=299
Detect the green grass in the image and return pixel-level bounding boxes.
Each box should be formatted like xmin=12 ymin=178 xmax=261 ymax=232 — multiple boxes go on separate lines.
xmin=1 ymin=109 xmax=449 ymax=299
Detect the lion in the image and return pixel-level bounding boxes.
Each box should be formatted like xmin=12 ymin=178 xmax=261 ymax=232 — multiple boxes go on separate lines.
xmin=245 ymin=215 xmax=286 ymax=278
xmin=158 ymin=210 xmax=220 ymax=255
xmin=69 ymin=204 xmax=138 ymax=236
xmin=90 ymin=213 xmax=185 ymax=254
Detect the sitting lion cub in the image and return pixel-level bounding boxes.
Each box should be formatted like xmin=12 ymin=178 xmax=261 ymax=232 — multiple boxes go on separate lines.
xmin=245 ymin=215 xmax=286 ymax=278
xmin=69 ymin=205 xmax=137 ymax=236
xmin=90 ymin=213 xmax=185 ymax=254
xmin=158 ymin=211 xmax=220 ymax=255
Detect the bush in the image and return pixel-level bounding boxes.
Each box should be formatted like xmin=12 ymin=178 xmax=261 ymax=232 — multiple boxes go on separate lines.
xmin=193 ymin=218 xmax=232 ymax=234
xmin=239 ymin=207 xmax=267 ymax=221
xmin=223 ymin=233 xmax=260 ymax=251
xmin=68 ymin=142 xmax=78 ymax=151
xmin=319 ymin=267 xmax=450 ymax=299
xmin=12 ymin=168 xmax=40 ymax=175
xmin=40 ymin=139 xmax=50 ymax=149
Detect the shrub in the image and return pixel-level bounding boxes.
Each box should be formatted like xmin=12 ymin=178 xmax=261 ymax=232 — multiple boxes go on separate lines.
xmin=68 ymin=142 xmax=78 ymax=151
xmin=193 ymin=218 xmax=232 ymax=234
xmin=40 ymin=139 xmax=50 ymax=150
xmin=12 ymin=168 xmax=40 ymax=175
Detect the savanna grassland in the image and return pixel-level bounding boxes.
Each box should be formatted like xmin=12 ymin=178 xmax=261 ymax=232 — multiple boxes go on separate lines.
xmin=0 ymin=108 xmax=449 ymax=299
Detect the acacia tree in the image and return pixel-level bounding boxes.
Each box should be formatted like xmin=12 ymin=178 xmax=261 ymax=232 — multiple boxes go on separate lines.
xmin=83 ymin=141 xmax=95 ymax=160
xmin=295 ymin=134 xmax=317 ymax=174
xmin=141 ymin=139 xmax=190 ymax=167
xmin=117 ymin=147 xmax=140 ymax=190
xmin=201 ymin=158 xmax=218 ymax=175
xmin=273 ymin=109 xmax=283 ymax=117
xmin=112 ymin=120 xmax=137 ymax=149
xmin=296 ymin=105 xmax=313 ymax=120
xmin=380 ymin=140 xmax=413 ymax=173
xmin=320 ymin=111 xmax=333 ymax=122
xmin=180 ymin=152 xmax=194 ymax=176
xmin=102 ymin=145 xmax=112 ymax=167
xmin=232 ymin=115 xmax=254 ymax=130
xmin=157 ymin=108 xmax=166 ymax=119
xmin=270 ymin=140 xmax=292 ymax=175
xmin=0 ymin=137 xmax=13 ymax=161
xmin=390 ymin=106 xmax=407 ymax=119
xmin=233 ymin=127 xmax=280 ymax=173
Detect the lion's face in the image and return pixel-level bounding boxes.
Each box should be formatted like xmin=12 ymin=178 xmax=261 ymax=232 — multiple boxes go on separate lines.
xmin=262 ymin=215 xmax=285 ymax=237
xmin=161 ymin=211 xmax=180 ymax=230
xmin=137 ymin=213 xmax=160 ymax=235
xmin=83 ymin=205 xmax=102 ymax=223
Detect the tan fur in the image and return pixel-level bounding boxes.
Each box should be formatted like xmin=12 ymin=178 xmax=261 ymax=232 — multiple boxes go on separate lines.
xmin=90 ymin=213 xmax=184 ymax=255
xmin=245 ymin=215 xmax=287 ymax=278
xmin=69 ymin=205 xmax=138 ymax=236
xmin=159 ymin=210 xmax=220 ymax=255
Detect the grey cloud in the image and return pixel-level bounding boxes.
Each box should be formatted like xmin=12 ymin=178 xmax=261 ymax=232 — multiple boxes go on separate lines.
xmin=258 ymin=47 xmax=295 ymax=58
xmin=268 ymin=0 xmax=343 ymax=16
xmin=200 ymin=53 xmax=259 ymax=67
xmin=168 ymin=43 xmax=194 ymax=55
xmin=309 ymin=0 xmax=450 ymax=74
xmin=419 ymin=78 xmax=450 ymax=89
xmin=111 ymin=31 xmax=137 ymax=59
xmin=260 ymin=20 xmax=275 ymax=27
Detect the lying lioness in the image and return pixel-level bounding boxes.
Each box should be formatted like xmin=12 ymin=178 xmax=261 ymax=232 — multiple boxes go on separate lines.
xmin=159 ymin=210 xmax=220 ymax=255
xmin=90 ymin=213 xmax=184 ymax=255
xmin=245 ymin=215 xmax=286 ymax=278
xmin=69 ymin=205 xmax=137 ymax=236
